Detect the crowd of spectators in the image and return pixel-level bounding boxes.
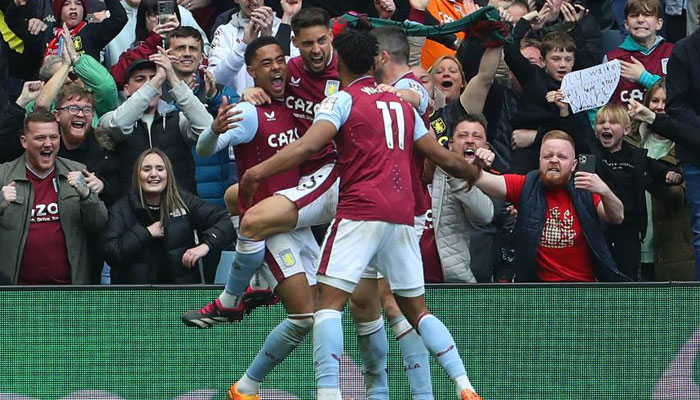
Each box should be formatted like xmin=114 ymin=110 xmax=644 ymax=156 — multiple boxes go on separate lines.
xmin=0 ymin=0 xmax=698 ymax=285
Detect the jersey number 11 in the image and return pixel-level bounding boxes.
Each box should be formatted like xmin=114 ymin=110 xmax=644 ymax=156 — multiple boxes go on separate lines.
xmin=376 ymin=101 xmax=405 ymax=150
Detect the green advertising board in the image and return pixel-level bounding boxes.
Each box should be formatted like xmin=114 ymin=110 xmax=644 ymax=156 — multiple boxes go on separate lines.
xmin=0 ymin=285 xmax=697 ymax=399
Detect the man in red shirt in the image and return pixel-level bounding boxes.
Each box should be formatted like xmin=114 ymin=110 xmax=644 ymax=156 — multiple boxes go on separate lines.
xmin=0 ymin=109 xmax=107 ymax=285
xmin=472 ymin=130 xmax=629 ymax=282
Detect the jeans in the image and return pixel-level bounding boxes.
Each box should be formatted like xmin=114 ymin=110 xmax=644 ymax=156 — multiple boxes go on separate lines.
xmin=682 ymin=164 xmax=700 ymax=280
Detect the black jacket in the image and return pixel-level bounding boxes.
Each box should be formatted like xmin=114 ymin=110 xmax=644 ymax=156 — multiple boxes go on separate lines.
xmin=596 ymin=141 xmax=676 ymax=238
xmin=58 ymin=131 xmax=120 ymax=207
xmin=666 ymin=28 xmax=700 ymax=167
xmin=4 ymin=0 xmax=126 ymax=74
xmin=0 ymin=0 xmax=52 ymax=79
xmin=101 ymin=191 xmax=234 ymax=284
xmin=0 ymin=101 xmax=25 ymax=163
xmin=112 ymin=110 xmax=198 ymax=199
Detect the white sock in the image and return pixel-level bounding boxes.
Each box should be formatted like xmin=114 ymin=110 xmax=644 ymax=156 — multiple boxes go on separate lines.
xmin=317 ymin=387 xmax=342 ymax=399
xmin=455 ymin=374 xmax=474 ymax=392
xmin=236 ymin=373 xmax=260 ymax=395
xmin=218 ymin=291 xmax=241 ymax=309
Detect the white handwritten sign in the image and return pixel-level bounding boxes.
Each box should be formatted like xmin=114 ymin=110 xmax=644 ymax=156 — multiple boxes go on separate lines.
xmin=560 ymin=60 xmax=621 ymax=113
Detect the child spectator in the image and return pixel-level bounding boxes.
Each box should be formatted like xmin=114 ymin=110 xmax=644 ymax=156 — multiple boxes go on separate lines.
xmin=593 ymin=104 xmax=682 ymax=280
xmin=626 ymin=80 xmax=695 ymax=280
xmin=504 ymin=18 xmax=594 ymax=173
xmin=605 ymin=0 xmax=673 ymax=105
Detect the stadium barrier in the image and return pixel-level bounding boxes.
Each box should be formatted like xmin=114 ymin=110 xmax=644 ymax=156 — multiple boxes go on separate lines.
xmin=0 ymin=283 xmax=697 ymax=399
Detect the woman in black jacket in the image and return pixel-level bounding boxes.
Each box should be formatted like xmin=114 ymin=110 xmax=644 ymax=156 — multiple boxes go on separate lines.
xmin=102 ymin=148 xmax=234 ymax=284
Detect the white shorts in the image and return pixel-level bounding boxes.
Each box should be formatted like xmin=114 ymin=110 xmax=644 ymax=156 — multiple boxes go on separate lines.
xmin=276 ymin=163 xmax=340 ymax=229
xmin=260 ymin=227 xmax=320 ymax=291
xmin=317 ymin=219 xmax=425 ymax=296
xmin=361 ymin=212 xmax=429 ymax=280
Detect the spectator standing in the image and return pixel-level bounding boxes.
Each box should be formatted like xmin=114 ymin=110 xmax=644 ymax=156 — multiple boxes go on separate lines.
xmin=605 ymin=0 xmax=673 ymax=105
xmin=0 ymin=0 xmax=52 ymax=81
xmin=593 ymin=103 xmax=682 ymax=280
xmin=472 ymin=129 xmax=629 ymax=282
xmin=0 ymin=109 xmax=108 ymax=285
xmin=101 ymin=0 xmax=208 ymax=69
xmin=627 ymin=81 xmax=695 ymax=280
xmin=162 ymin=26 xmax=239 ymax=207
xmin=430 ymin=114 xmax=495 ymax=283
xmin=98 ymin=51 xmax=213 ymax=198
xmin=665 ymin=14 xmax=700 ymax=280
xmin=102 ymin=148 xmax=234 ymax=283
xmin=208 ymin=0 xmax=281 ymax=92
xmin=420 ymin=0 xmax=468 ymax=69
xmin=5 ymin=0 xmax=127 ymax=65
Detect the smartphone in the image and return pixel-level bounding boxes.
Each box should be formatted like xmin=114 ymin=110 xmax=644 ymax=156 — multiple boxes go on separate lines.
xmin=157 ymin=0 xmax=175 ymax=25
xmin=578 ymin=154 xmax=596 ymax=173
xmin=57 ymin=35 xmax=64 ymax=57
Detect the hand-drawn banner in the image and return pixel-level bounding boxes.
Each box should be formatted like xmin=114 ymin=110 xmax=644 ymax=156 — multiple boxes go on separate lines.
xmin=561 ymin=60 xmax=621 ymax=113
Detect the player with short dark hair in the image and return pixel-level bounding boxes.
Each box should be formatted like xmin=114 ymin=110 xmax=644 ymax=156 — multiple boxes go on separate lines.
xmin=239 ymin=30 xmax=485 ymax=400
xmin=185 ymin=37 xmax=318 ymax=400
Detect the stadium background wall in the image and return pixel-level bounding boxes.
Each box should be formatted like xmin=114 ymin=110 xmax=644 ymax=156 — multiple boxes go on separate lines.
xmin=0 ymin=284 xmax=698 ymax=400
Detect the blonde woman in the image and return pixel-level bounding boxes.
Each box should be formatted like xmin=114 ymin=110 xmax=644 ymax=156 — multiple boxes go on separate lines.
xmin=101 ymin=148 xmax=234 ymax=284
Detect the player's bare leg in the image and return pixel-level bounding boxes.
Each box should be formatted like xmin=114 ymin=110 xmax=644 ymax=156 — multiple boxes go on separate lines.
xmin=240 ymin=195 xmax=299 ymax=241
xmin=229 ymin=273 xmax=315 ymax=400
xmin=224 ymin=184 xmax=239 ymax=216
xmin=349 ymin=278 xmax=388 ymax=399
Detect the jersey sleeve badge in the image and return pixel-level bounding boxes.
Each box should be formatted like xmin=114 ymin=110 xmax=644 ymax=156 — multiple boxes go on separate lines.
xmin=324 ymin=80 xmax=340 ymax=96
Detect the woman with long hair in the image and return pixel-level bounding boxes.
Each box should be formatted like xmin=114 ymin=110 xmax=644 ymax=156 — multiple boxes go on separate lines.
xmin=102 ymin=148 xmax=234 ymax=284
xmin=627 ymin=79 xmax=695 ymax=280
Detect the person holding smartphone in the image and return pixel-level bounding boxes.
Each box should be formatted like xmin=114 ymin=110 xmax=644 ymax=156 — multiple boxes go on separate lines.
xmin=469 ymin=110 xmax=629 ymax=282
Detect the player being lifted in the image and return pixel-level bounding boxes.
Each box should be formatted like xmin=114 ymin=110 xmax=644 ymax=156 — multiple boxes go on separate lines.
xmin=239 ymin=30 xmax=484 ymax=400
xmin=184 ymin=36 xmax=319 ymax=400
xmin=183 ymin=7 xmax=342 ymax=327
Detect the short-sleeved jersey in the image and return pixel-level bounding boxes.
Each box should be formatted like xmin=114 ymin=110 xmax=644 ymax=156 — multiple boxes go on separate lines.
xmin=286 ymin=54 xmax=340 ymax=175
xmin=315 ymin=76 xmax=429 ymax=226
xmin=392 ymin=70 xmax=433 ymax=217
xmin=231 ymin=100 xmax=301 ymax=216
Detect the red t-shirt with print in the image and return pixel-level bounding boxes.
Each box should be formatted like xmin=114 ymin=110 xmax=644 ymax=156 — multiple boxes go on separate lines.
xmin=504 ymin=174 xmax=601 ymax=282
xmin=18 ymin=169 xmax=71 ymax=285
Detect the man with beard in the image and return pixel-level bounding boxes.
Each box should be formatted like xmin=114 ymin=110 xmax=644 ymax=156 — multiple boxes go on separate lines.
xmin=472 ymin=130 xmax=629 ymax=282
xmin=186 ymin=8 xmax=341 ymax=325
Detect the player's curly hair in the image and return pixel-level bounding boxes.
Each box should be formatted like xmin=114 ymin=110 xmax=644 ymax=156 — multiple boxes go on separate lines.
xmin=244 ymin=36 xmax=282 ymax=66
xmin=332 ymin=30 xmax=378 ymax=76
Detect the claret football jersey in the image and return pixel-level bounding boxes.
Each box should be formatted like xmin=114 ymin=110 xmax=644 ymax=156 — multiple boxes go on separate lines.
xmin=314 ymin=76 xmax=429 ymax=226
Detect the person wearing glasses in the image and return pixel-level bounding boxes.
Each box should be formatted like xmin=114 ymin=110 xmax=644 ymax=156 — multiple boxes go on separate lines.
xmin=0 ymin=109 xmax=108 ymax=285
